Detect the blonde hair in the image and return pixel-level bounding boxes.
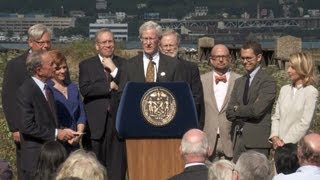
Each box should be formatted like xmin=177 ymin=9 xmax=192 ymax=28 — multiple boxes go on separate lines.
xmin=289 ymin=52 xmax=317 ymax=86
xmin=55 ymin=149 xmax=107 ymax=180
xmin=208 ymin=160 xmax=235 ymax=180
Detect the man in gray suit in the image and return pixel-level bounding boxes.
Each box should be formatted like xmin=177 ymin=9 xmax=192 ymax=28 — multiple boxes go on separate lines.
xmin=201 ymin=44 xmax=240 ymax=161
xmin=226 ymin=41 xmax=276 ymax=162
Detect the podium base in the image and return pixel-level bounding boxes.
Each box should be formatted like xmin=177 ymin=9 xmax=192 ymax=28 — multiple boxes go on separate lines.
xmin=126 ymin=138 xmax=184 ymax=180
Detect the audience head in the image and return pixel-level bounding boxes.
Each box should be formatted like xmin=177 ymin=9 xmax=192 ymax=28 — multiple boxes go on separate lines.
xmin=95 ymin=28 xmax=115 ymax=58
xmin=288 ymin=52 xmax=317 ymax=87
xmin=33 ymin=141 xmax=67 ymax=180
xmin=139 ymin=21 xmax=162 ymax=56
xmin=159 ymin=29 xmax=180 ymax=57
xmin=56 ymin=149 xmax=107 ymax=180
xmin=274 ymin=143 xmax=299 ymax=174
xmin=26 ymin=50 xmax=56 ymax=81
xmin=235 ymin=150 xmax=271 ymax=180
xmin=180 ymin=129 xmax=212 ymax=163
xmin=208 ymin=159 xmax=237 ymax=180
xmin=240 ymin=41 xmax=262 ymax=73
xmin=297 ymin=133 xmax=320 ymax=166
xmin=48 ymin=49 xmax=68 ymax=82
xmin=210 ymin=44 xmax=231 ymax=74
xmin=28 ymin=23 xmax=52 ymax=51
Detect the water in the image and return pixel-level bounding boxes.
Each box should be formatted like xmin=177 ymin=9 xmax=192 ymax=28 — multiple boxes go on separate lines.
xmin=1 ymin=40 xmax=320 ymax=50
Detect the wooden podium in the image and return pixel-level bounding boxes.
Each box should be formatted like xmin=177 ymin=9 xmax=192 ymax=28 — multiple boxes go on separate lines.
xmin=126 ymin=139 xmax=183 ymax=180
xmin=116 ymin=82 xmax=199 ymax=180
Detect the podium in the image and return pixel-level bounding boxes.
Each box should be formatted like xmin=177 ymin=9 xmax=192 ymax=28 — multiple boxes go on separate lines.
xmin=116 ymin=82 xmax=199 ymax=180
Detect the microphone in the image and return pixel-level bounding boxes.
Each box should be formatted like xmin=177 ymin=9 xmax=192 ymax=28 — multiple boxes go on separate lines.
xmin=151 ymin=61 xmax=158 ymax=82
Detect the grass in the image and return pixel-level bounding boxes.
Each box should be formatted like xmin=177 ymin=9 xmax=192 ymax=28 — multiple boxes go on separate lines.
xmin=0 ymin=41 xmax=319 ymax=179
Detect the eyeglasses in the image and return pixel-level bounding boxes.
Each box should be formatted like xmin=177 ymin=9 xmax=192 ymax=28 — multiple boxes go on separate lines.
xmin=97 ymin=40 xmax=114 ymax=46
xmin=34 ymin=40 xmax=51 ymax=46
xmin=140 ymin=37 xmax=158 ymax=43
xmin=210 ymin=55 xmax=229 ymax=61
xmin=161 ymin=44 xmax=177 ymax=49
xmin=241 ymin=56 xmax=256 ymax=62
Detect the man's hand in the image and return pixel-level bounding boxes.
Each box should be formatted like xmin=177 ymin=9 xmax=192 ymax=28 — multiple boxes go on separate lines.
xmin=271 ymin=136 xmax=284 ymax=149
xmin=110 ymin=81 xmax=119 ymax=91
xmin=12 ymin=131 xmax=20 ymax=143
xmin=102 ymin=57 xmax=116 ymax=72
xmin=57 ymin=129 xmax=76 ymax=141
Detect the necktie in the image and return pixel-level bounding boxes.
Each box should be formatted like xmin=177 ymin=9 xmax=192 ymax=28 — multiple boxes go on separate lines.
xmin=104 ymin=68 xmax=111 ymax=84
xmin=44 ymin=85 xmax=58 ymax=126
xmin=243 ymin=74 xmax=250 ymax=105
xmin=215 ymin=75 xmax=227 ymax=84
xmin=145 ymin=56 xmax=154 ymax=82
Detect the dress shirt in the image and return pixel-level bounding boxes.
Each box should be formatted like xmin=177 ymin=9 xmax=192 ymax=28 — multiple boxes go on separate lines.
xmin=213 ymin=71 xmax=230 ymax=112
xmin=143 ymin=52 xmax=160 ymax=81
xmin=270 ymin=84 xmax=318 ymax=144
xmin=248 ymin=66 xmax=261 ymax=86
xmin=47 ymin=80 xmax=86 ymax=131
xmin=273 ymin=165 xmax=320 ymax=180
xmin=185 ymin=162 xmax=206 ymax=168
xmin=98 ymin=54 xmax=118 ymax=78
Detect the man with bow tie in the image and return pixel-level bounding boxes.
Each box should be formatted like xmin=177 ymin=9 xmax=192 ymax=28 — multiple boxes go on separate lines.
xmin=201 ymin=44 xmax=241 ymax=161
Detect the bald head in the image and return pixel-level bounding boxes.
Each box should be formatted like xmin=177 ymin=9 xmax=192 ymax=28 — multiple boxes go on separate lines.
xmin=180 ymin=129 xmax=211 ymax=160
xmin=210 ymin=44 xmax=231 ymax=74
xmin=298 ymin=133 xmax=320 ymax=166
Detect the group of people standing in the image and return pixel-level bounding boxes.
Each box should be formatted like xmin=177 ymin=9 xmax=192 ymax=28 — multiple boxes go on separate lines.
xmin=1 ymin=19 xmax=318 ymax=180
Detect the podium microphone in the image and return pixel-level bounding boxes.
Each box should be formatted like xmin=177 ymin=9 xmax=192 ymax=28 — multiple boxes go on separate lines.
xmin=151 ymin=61 xmax=158 ymax=81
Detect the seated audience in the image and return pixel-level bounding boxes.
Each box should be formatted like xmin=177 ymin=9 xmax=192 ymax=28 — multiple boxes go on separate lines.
xmin=0 ymin=159 xmax=13 ymax=180
xmin=273 ymin=133 xmax=320 ymax=180
xmin=55 ymin=149 xmax=107 ymax=180
xmin=274 ymin=143 xmax=299 ymax=174
xmin=169 ymin=129 xmax=212 ymax=180
xmin=235 ymin=150 xmax=272 ymax=180
xmin=208 ymin=159 xmax=237 ymax=180
xmin=33 ymin=141 xmax=67 ymax=180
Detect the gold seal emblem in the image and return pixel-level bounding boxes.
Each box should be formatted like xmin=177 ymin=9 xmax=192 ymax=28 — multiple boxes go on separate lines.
xmin=141 ymin=86 xmax=177 ymax=127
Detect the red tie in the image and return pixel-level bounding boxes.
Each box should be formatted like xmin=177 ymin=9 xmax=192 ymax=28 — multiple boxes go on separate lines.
xmin=215 ymin=75 xmax=227 ymax=84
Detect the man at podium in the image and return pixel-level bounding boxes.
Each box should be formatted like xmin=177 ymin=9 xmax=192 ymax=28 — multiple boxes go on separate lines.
xmin=120 ymin=21 xmax=179 ymax=87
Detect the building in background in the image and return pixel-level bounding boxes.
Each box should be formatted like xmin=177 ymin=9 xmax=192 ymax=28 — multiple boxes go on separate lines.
xmin=89 ymin=19 xmax=128 ymax=41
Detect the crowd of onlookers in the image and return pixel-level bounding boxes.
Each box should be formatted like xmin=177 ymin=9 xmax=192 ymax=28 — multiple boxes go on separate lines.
xmin=0 ymin=18 xmax=319 ymax=180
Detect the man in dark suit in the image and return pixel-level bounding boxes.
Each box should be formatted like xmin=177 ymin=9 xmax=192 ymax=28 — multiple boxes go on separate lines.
xmin=1 ymin=24 xmax=52 ymax=180
xmin=79 ymin=28 xmax=126 ymax=180
xmin=16 ymin=50 xmax=76 ymax=180
xmin=159 ymin=29 xmax=204 ymax=128
xmin=226 ymin=41 xmax=276 ymax=162
xmin=120 ymin=21 xmax=178 ymax=88
xmin=169 ymin=129 xmax=212 ymax=180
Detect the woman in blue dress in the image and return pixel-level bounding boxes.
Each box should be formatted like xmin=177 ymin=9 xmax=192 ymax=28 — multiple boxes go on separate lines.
xmin=47 ymin=49 xmax=86 ymax=152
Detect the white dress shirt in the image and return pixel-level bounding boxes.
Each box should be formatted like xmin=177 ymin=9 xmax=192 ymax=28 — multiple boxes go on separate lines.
xmin=273 ymin=165 xmax=320 ymax=180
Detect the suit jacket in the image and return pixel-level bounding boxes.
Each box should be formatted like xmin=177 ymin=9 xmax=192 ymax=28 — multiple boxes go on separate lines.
xmin=270 ymin=84 xmax=318 ymax=144
xmin=120 ymin=52 xmax=178 ymax=89
xmin=226 ymin=68 xmax=276 ymax=148
xmin=169 ymin=165 xmax=208 ymax=180
xmin=16 ymin=78 xmax=58 ymax=172
xmin=201 ymin=71 xmax=240 ymax=157
xmin=2 ymin=51 xmax=29 ymax=132
xmin=175 ymin=58 xmax=204 ymax=128
xmin=79 ymin=55 xmax=125 ymax=139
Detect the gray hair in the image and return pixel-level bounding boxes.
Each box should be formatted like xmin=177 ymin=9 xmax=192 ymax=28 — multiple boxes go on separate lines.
xmin=56 ymin=149 xmax=107 ymax=180
xmin=208 ymin=160 xmax=235 ymax=180
xmin=95 ymin=28 xmax=114 ymax=42
xmin=139 ymin=21 xmax=162 ymax=38
xmin=235 ymin=150 xmax=271 ymax=180
xmin=26 ymin=50 xmax=48 ymax=75
xmin=181 ymin=129 xmax=209 ymax=156
xmin=161 ymin=29 xmax=181 ymax=46
xmin=28 ymin=24 xmax=52 ymax=41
